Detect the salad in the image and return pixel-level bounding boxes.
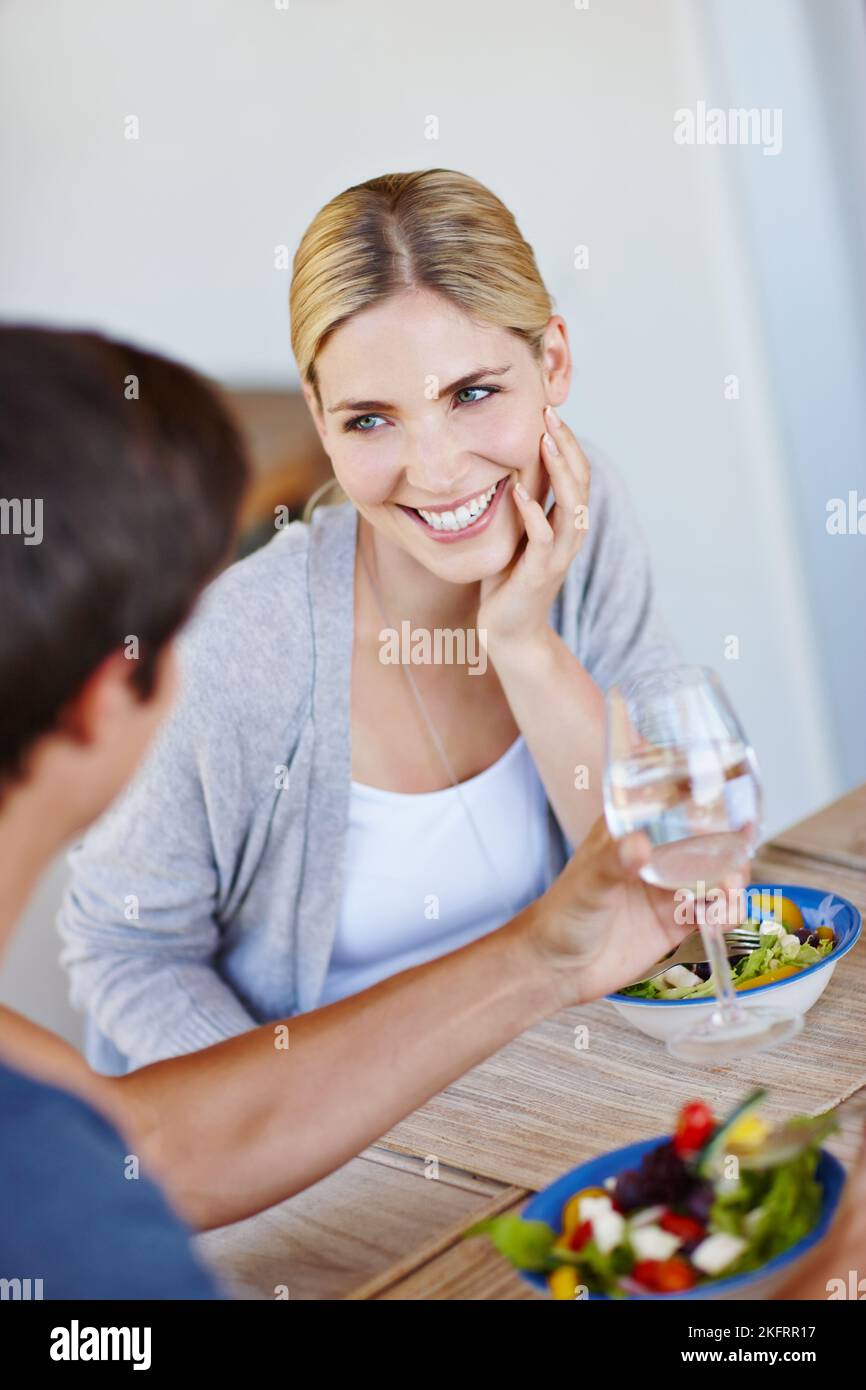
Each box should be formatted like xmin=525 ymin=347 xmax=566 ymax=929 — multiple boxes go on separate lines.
xmin=618 ymin=892 xmax=840 ymax=1001
xmin=469 ymin=1090 xmax=834 ymax=1298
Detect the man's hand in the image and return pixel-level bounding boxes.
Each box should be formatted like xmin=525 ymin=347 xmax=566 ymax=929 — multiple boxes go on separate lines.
xmin=521 ymin=814 xmax=746 ymax=1009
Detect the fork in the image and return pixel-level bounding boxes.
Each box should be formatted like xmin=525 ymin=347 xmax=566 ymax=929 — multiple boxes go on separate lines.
xmin=624 ymin=928 xmax=764 ymax=989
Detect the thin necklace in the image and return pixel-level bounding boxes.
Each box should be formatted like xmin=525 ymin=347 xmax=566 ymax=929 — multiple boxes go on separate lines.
xmin=357 ymin=534 xmax=520 ymax=922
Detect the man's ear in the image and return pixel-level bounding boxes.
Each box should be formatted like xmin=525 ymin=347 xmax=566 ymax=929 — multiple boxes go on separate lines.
xmin=541 ymin=315 xmax=572 ymax=408
xmin=58 ymin=651 xmax=137 ymax=745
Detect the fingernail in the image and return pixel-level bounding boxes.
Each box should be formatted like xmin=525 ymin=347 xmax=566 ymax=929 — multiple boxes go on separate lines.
xmin=542 ymin=430 xmax=559 ymax=456
xmin=514 ymin=481 xmax=530 ymax=501
xmin=545 ymin=405 xmax=560 ymax=429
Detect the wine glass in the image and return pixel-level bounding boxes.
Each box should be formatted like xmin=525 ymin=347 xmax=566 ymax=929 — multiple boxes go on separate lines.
xmin=603 ymin=665 xmax=802 ymax=1063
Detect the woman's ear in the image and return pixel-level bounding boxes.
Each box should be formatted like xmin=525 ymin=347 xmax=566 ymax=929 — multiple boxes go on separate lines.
xmin=541 ymin=316 xmax=572 ymax=407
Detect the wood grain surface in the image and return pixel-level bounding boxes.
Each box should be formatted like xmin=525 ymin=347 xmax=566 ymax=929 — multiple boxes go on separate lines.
xmin=200 ymin=790 xmax=866 ymax=1300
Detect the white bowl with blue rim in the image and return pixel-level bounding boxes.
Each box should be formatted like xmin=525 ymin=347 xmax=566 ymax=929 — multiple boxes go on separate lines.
xmin=606 ymin=883 xmax=861 ymax=1045
xmin=520 ymin=1135 xmax=845 ymax=1300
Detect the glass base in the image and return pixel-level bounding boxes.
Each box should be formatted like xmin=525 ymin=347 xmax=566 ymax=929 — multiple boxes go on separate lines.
xmin=666 ymin=1007 xmax=803 ymax=1064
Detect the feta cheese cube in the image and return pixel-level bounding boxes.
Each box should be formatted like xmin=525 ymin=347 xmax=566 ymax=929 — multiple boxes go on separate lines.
xmin=690 ymin=1232 xmax=747 ymax=1275
xmin=661 ymin=965 xmax=703 ymax=989
xmin=578 ymin=1194 xmax=613 ymax=1223
xmin=759 ymin=921 xmax=785 ymax=938
xmin=629 ymin=1224 xmax=682 ymax=1261
xmin=592 ymin=1209 xmax=626 ymax=1255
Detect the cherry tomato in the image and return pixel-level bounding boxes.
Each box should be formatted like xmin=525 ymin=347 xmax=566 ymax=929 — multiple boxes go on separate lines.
xmin=675 ymin=1100 xmax=715 ymax=1156
xmin=633 ymin=1257 xmax=697 ymax=1292
xmin=653 ymin=1257 xmax=697 ymax=1292
xmin=660 ymin=1211 xmax=705 ymax=1243
xmin=568 ymin=1219 xmax=593 ymax=1252
xmin=632 ymin=1259 xmax=663 ymax=1290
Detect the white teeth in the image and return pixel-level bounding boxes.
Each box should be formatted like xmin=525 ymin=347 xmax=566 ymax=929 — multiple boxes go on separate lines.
xmin=416 ymin=481 xmax=499 ymax=532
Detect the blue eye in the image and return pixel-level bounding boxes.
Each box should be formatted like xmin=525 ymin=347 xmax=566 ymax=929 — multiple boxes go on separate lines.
xmin=455 ymin=385 xmax=496 ymax=405
xmin=346 ymin=414 xmax=385 ymax=432
xmin=343 ymin=384 xmax=500 ymax=434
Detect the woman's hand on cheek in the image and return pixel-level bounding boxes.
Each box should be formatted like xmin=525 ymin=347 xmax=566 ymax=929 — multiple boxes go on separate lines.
xmin=478 ymin=406 xmax=590 ymax=659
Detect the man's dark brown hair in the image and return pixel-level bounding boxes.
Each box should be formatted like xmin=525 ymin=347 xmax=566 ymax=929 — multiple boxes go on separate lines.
xmin=0 ymin=326 xmax=249 ymax=792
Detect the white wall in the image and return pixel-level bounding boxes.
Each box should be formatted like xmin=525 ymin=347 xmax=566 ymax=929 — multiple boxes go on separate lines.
xmin=2 ymin=0 xmax=864 ymax=1032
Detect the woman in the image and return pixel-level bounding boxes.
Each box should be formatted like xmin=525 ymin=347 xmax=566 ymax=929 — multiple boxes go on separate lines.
xmin=59 ymin=169 xmax=676 ymax=1072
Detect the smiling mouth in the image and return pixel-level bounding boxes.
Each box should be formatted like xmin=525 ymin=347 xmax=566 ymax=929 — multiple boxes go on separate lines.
xmin=397 ymin=478 xmax=508 ymax=539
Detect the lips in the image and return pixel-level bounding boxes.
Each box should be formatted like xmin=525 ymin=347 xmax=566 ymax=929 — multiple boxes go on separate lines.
xmin=398 ymin=477 xmax=509 ymax=542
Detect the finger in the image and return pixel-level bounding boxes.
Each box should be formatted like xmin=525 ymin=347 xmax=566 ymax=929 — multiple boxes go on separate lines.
xmin=540 ymin=429 xmax=581 ymax=548
xmin=540 ymin=424 xmax=591 ymax=562
xmin=512 ymin=481 xmax=555 ymax=579
xmin=544 ymin=409 xmax=591 ymax=541
xmin=586 ymin=819 xmax=645 ymax=889
xmin=617 ymin=829 xmax=652 ymax=878
xmin=545 ymin=406 xmax=591 ymax=495
xmin=718 ymin=873 xmax=748 ymax=923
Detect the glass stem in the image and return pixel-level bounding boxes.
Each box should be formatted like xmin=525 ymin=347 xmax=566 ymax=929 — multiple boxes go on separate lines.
xmin=695 ymin=899 xmax=743 ymax=1025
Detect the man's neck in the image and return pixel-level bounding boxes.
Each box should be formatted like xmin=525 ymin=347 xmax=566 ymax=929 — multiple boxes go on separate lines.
xmin=0 ymin=773 xmax=72 ymax=961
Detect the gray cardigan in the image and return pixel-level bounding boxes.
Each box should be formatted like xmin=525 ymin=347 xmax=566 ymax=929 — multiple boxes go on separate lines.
xmin=57 ymin=453 xmax=677 ymax=1073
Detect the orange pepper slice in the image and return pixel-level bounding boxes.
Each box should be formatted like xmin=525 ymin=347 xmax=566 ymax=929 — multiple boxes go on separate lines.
xmin=736 ymin=964 xmax=799 ymax=991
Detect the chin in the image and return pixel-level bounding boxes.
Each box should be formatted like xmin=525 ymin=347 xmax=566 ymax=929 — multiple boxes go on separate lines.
xmin=410 ymin=518 xmax=521 ymax=585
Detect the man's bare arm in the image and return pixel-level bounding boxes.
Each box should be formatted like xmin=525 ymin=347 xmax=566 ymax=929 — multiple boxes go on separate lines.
xmin=1 ymin=821 xmax=688 ymax=1234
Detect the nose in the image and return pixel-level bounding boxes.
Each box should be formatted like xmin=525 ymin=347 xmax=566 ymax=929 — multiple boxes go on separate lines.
xmin=401 ymin=419 xmax=473 ymax=498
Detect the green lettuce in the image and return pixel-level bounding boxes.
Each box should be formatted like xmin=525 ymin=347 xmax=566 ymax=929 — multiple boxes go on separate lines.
xmin=465 ymin=1214 xmax=557 ymax=1271
xmin=709 ymin=1146 xmax=823 ymax=1275
xmin=619 ymin=933 xmax=833 ymax=1001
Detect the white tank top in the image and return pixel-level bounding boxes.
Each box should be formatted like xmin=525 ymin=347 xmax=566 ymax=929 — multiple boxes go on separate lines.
xmin=320 ymin=737 xmax=555 ymax=1006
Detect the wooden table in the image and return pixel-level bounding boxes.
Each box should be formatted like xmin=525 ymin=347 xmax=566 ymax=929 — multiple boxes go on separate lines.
xmin=197 ymin=786 xmax=866 ymax=1300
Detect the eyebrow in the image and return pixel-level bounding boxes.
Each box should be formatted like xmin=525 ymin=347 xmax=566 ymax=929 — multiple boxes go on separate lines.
xmin=326 ymin=364 xmax=512 ymax=414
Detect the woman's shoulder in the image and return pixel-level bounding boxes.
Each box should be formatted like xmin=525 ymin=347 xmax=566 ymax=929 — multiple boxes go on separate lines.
xmin=555 ymin=440 xmax=678 ymax=682
xmin=205 ymin=501 xmax=354 ymax=609
xmin=185 ymin=504 xmax=353 ymax=661
xmin=558 ymin=442 xmax=631 ymax=591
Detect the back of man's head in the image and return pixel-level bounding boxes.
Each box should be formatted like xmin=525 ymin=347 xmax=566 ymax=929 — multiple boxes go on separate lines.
xmin=0 ymin=326 xmax=248 ymax=801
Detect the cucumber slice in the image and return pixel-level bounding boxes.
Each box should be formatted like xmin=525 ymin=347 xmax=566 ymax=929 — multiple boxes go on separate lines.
xmin=695 ymin=1087 xmax=768 ymax=1177
xmin=731 ymin=1109 xmax=838 ymax=1170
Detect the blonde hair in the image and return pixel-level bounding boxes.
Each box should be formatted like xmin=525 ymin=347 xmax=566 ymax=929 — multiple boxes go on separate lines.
xmin=290 ymin=168 xmax=554 ymax=407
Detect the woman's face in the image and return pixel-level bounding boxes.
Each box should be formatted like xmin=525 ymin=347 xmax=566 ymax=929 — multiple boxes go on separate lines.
xmin=308 ymin=288 xmax=571 ymax=584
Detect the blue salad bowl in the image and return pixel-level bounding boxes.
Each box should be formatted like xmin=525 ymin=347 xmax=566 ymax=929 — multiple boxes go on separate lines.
xmin=519 ymin=1136 xmax=845 ymax=1300
xmin=607 ymin=883 xmax=861 ymax=1044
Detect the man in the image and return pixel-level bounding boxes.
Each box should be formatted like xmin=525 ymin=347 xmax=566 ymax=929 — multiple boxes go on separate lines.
xmin=0 ymin=327 xmax=853 ymax=1299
